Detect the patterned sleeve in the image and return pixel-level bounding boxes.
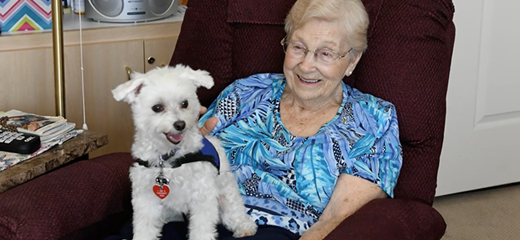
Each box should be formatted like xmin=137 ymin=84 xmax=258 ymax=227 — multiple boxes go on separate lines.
xmin=198 ymin=83 xmax=238 ymax=134
xmin=198 ymin=74 xmax=274 ymax=134
xmin=343 ymin=98 xmax=402 ymax=198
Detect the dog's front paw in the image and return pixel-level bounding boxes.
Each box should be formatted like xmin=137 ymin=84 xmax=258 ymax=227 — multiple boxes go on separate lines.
xmin=232 ymin=221 xmax=258 ymax=238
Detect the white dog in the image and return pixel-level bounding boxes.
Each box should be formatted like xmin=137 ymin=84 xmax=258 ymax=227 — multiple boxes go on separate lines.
xmin=112 ymin=65 xmax=257 ymax=240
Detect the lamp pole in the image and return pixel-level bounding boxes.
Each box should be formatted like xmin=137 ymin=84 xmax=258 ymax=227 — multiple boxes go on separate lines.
xmin=51 ymin=0 xmax=66 ymax=117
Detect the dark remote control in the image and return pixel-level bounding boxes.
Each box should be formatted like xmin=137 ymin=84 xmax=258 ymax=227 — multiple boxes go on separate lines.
xmin=0 ymin=129 xmax=41 ymax=154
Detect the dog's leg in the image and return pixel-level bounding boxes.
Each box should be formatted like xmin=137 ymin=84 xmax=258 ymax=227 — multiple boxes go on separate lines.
xmin=186 ymin=170 xmax=220 ymax=240
xmin=218 ymin=172 xmax=258 ymax=238
xmin=131 ymin=167 xmax=166 ymax=240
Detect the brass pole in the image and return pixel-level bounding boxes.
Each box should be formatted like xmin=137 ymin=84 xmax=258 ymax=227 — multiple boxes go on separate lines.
xmin=52 ymin=0 xmax=65 ymax=117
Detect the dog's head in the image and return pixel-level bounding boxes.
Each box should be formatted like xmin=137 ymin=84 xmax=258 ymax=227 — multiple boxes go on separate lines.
xmin=112 ymin=64 xmax=213 ymax=151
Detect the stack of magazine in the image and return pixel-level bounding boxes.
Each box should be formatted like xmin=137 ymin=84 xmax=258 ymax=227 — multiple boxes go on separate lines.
xmin=0 ymin=109 xmax=82 ymax=172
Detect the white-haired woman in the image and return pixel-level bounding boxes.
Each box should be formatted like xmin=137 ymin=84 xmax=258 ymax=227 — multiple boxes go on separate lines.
xmin=199 ymin=0 xmax=402 ymax=239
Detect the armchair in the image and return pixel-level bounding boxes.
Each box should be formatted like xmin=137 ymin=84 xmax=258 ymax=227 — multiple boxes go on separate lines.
xmin=0 ymin=0 xmax=455 ymax=239
xmin=170 ymin=0 xmax=456 ymax=239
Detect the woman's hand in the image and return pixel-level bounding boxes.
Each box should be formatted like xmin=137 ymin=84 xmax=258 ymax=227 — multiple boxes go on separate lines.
xmin=199 ymin=106 xmax=218 ymax=136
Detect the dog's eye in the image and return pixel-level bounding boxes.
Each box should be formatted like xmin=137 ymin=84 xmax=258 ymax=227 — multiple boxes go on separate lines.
xmin=180 ymin=100 xmax=189 ymax=109
xmin=152 ymin=104 xmax=164 ymax=113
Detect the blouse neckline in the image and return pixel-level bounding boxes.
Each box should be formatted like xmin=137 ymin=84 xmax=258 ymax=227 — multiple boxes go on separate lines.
xmin=272 ymin=77 xmax=348 ymax=139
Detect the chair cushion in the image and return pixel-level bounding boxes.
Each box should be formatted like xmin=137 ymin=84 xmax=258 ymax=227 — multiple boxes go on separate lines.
xmin=227 ymin=0 xmax=291 ymax=24
xmin=171 ymin=0 xmax=234 ymax=107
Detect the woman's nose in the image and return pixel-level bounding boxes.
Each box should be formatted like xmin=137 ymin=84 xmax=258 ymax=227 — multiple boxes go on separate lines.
xmin=299 ymin=51 xmax=318 ymax=71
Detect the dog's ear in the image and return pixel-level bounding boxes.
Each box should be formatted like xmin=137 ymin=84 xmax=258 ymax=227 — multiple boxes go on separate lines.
xmin=180 ymin=66 xmax=214 ymax=89
xmin=112 ymin=72 xmax=147 ymax=103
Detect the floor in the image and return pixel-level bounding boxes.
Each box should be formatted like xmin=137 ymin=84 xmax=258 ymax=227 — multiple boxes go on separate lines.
xmin=433 ymin=183 xmax=520 ymax=240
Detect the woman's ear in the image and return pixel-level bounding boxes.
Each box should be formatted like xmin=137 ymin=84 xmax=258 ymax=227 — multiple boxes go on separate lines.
xmin=345 ymin=52 xmax=363 ymax=76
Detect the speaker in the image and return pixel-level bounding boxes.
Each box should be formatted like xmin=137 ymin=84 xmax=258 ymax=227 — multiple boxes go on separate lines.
xmin=85 ymin=0 xmax=178 ymax=23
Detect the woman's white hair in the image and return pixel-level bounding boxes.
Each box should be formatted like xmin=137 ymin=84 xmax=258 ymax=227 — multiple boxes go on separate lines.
xmin=284 ymin=0 xmax=369 ymax=56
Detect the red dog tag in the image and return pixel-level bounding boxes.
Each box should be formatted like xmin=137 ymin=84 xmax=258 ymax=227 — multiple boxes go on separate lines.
xmin=153 ymin=185 xmax=170 ymax=199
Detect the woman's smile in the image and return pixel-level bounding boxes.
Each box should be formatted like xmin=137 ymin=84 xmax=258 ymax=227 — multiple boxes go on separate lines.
xmin=298 ymin=75 xmax=322 ymax=84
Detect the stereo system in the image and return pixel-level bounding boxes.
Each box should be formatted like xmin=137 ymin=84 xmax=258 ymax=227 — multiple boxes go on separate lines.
xmin=85 ymin=0 xmax=179 ymax=23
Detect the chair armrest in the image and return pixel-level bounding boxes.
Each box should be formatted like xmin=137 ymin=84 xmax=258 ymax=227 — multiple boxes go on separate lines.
xmin=0 ymin=153 xmax=134 ymax=240
xmin=324 ymin=198 xmax=446 ymax=240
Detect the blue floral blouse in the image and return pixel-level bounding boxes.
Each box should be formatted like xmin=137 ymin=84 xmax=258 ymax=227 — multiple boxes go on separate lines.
xmin=199 ymin=73 xmax=402 ymax=235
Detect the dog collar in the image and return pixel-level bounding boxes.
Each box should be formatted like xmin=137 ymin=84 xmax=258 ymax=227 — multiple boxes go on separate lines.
xmin=135 ymin=137 xmax=220 ymax=173
xmin=161 ymin=149 xmax=178 ymax=161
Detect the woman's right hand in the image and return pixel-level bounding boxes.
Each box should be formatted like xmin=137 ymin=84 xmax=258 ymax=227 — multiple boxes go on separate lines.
xmin=199 ymin=106 xmax=217 ymax=136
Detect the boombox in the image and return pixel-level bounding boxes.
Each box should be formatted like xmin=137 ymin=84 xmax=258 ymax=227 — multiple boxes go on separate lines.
xmin=85 ymin=0 xmax=179 ymax=23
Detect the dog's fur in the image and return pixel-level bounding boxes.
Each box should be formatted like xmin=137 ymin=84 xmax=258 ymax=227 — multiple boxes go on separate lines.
xmin=112 ymin=65 xmax=257 ymax=240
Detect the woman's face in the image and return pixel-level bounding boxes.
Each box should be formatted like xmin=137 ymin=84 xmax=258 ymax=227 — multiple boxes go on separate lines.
xmin=283 ymin=18 xmax=361 ymax=103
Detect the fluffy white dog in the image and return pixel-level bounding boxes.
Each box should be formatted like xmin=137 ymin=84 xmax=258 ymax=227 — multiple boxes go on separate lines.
xmin=112 ymin=65 xmax=257 ymax=240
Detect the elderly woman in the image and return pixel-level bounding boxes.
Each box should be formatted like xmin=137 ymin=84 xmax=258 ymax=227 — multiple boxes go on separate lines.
xmin=199 ymin=0 xmax=402 ymax=239
xmin=106 ymin=0 xmax=401 ymax=239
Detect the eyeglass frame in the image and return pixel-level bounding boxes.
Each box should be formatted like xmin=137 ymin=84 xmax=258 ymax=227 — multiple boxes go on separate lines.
xmin=280 ymin=37 xmax=353 ymax=63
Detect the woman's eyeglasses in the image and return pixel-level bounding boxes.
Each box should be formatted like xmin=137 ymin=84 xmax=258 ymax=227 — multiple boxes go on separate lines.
xmin=281 ymin=37 xmax=352 ymax=64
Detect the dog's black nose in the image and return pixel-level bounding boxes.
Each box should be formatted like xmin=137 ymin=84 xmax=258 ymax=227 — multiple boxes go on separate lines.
xmin=174 ymin=121 xmax=185 ymax=131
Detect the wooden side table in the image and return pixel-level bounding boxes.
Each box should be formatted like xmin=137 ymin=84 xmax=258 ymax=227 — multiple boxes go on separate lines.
xmin=0 ymin=130 xmax=108 ymax=193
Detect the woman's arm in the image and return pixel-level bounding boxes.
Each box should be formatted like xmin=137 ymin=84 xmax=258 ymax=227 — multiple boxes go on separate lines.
xmin=300 ymin=173 xmax=387 ymax=240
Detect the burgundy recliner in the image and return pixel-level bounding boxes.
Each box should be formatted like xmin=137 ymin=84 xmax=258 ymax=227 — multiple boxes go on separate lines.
xmin=170 ymin=0 xmax=456 ymax=239
xmin=0 ymin=0 xmax=455 ymax=239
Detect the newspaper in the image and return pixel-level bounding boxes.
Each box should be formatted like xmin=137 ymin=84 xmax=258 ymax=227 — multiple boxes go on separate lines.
xmin=0 ymin=109 xmax=76 ymax=142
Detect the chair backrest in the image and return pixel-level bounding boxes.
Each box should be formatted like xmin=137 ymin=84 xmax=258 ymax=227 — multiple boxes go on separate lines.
xmin=171 ymin=0 xmax=456 ymax=205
